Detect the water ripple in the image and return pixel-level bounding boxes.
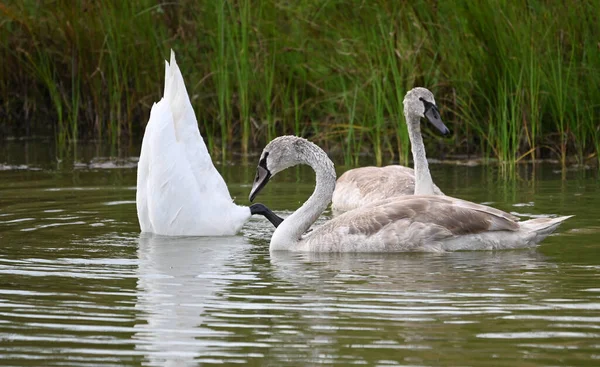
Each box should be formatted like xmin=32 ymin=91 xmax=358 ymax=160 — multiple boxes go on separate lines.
xmin=1 ymin=165 xmax=599 ymax=366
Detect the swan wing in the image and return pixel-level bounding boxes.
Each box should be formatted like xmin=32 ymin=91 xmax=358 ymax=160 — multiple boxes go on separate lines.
xmin=307 ymin=195 xmax=519 ymax=252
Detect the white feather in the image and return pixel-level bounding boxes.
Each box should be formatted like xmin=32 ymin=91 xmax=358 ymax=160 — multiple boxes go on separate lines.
xmin=136 ymin=51 xmax=249 ymax=236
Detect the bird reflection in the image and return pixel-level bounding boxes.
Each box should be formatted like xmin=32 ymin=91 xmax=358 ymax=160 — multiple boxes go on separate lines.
xmin=133 ymin=230 xmax=557 ymax=366
xmin=264 ymin=250 xmax=555 ymax=363
xmin=134 ymin=233 xmax=253 ymax=367
xmin=269 ymin=250 xmax=552 ymax=291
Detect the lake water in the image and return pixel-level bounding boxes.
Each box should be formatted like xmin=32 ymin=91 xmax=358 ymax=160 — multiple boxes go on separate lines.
xmin=1 ymin=141 xmax=599 ymax=366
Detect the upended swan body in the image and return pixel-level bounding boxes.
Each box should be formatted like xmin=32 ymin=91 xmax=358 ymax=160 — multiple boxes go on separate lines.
xmin=249 ymin=135 xmax=572 ymax=252
xmin=136 ymin=51 xmax=282 ymax=236
xmin=332 ymin=88 xmax=447 ymax=215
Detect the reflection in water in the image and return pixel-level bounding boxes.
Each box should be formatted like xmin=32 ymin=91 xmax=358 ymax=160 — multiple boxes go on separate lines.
xmin=131 ymin=229 xmax=600 ymax=366
xmin=134 ymin=233 xmax=255 ymax=366
xmin=269 ymin=250 xmax=552 ymax=291
xmin=260 ymin=251 xmax=558 ymax=362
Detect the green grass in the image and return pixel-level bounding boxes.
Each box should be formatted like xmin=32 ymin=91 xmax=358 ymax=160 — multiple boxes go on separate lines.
xmin=0 ymin=0 xmax=599 ymax=166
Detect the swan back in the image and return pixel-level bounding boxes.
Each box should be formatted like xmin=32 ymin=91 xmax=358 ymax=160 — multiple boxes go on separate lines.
xmin=332 ymin=165 xmax=444 ymax=215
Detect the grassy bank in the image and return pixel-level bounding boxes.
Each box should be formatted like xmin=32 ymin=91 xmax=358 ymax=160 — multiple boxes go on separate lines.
xmin=1 ymin=0 xmax=599 ymax=166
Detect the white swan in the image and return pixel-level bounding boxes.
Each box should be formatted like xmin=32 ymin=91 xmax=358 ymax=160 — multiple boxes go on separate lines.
xmin=136 ymin=51 xmax=282 ymax=236
xmin=332 ymin=87 xmax=447 ymax=215
xmin=249 ymin=135 xmax=572 ymax=252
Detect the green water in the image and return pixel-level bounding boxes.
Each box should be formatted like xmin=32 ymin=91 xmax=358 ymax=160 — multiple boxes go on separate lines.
xmin=1 ymin=141 xmax=600 ymax=366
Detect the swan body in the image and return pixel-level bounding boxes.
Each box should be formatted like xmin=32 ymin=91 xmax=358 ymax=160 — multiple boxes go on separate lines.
xmin=249 ymin=136 xmax=572 ymax=253
xmin=136 ymin=51 xmax=282 ymax=236
xmin=332 ymin=88 xmax=447 ymax=215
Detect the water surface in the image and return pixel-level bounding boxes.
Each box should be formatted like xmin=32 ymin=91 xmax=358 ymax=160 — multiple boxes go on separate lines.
xmin=1 ymin=142 xmax=599 ymax=366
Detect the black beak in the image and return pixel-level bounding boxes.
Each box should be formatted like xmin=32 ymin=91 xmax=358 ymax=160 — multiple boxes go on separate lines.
xmin=249 ymin=203 xmax=284 ymax=228
xmin=249 ymin=165 xmax=271 ymax=202
xmin=422 ymin=99 xmax=450 ymax=135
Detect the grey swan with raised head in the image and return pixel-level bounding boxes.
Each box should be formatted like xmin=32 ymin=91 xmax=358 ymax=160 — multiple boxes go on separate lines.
xmin=332 ymin=87 xmax=447 ymax=215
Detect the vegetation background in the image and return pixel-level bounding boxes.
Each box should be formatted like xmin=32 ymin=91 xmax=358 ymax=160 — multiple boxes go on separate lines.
xmin=1 ymin=0 xmax=599 ymax=166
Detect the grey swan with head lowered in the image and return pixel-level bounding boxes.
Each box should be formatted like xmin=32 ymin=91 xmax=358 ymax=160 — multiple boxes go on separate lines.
xmin=332 ymin=87 xmax=447 ymax=215
xmin=249 ymin=135 xmax=572 ymax=252
xmin=136 ymin=50 xmax=282 ymax=236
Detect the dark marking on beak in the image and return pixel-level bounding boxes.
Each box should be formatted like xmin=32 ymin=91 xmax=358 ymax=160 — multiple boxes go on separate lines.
xmin=420 ymin=97 xmax=450 ymax=135
xmin=249 ymin=153 xmax=271 ymax=202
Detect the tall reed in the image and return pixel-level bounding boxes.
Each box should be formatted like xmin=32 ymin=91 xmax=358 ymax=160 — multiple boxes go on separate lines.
xmin=0 ymin=0 xmax=598 ymax=166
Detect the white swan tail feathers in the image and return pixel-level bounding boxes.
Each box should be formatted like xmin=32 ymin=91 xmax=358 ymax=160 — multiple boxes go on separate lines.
xmin=520 ymin=215 xmax=573 ymax=245
xmin=136 ymin=50 xmax=259 ymax=236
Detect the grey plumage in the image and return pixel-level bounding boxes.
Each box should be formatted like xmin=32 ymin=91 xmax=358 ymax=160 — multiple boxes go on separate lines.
xmin=332 ymin=166 xmax=444 ymax=215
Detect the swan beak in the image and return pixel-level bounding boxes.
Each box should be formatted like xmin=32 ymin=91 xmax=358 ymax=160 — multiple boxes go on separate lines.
xmin=249 ymin=166 xmax=271 ymax=202
xmin=425 ymin=104 xmax=450 ymax=135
